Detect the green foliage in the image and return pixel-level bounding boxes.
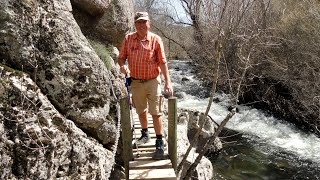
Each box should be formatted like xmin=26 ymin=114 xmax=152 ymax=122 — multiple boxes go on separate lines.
xmin=0 ymin=63 xmax=24 ymax=77
xmin=88 ymin=39 xmax=114 ymax=70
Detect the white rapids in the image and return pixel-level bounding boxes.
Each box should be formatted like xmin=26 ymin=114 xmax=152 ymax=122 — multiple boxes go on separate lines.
xmin=168 ymin=60 xmax=320 ymax=164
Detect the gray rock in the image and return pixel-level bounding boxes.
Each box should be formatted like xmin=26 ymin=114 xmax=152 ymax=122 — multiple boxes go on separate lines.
xmin=0 ymin=70 xmax=115 ymax=179
xmin=162 ymin=108 xmax=222 ymax=179
xmin=0 ymin=0 xmax=132 ymax=179
xmin=71 ymin=0 xmax=110 ymax=15
xmin=72 ymin=0 xmax=134 ymax=46
xmin=0 ymin=0 xmax=129 ymax=147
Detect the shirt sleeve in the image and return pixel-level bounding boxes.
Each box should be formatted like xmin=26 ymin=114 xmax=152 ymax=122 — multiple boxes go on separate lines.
xmin=118 ymin=36 xmax=128 ymax=61
xmin=156 ymin=36 xmax=167 ymax=64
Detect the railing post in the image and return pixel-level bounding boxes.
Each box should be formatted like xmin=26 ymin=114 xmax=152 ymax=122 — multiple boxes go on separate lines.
xmin=168 ymin=97 xmax=177 ymax=171
xmin=120 ymin=97 xmax=133 ymax=180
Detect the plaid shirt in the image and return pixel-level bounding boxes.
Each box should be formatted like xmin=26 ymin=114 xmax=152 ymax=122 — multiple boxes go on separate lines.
xmin=118 ymin=31 xmax=167 ymax=79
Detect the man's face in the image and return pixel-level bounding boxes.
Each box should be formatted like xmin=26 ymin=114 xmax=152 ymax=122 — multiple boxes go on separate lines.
xmin=134 ymin=20 xmax=150 ymax=34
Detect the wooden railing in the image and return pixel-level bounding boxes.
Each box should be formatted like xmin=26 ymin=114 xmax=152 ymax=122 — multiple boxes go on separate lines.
xmin=120 ymin=96 xmax=178 ymax=180
xmin=120 ymin=97 xmax=133 ymax=180
xmin=168 ymin=97 xmax=177 ymax=171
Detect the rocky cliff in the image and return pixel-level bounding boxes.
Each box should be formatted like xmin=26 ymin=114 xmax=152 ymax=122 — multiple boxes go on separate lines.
xmin=0 ymin=66 xmax=115 ymax=179
xmin=0 ymin=0 xmax=132 ymax=179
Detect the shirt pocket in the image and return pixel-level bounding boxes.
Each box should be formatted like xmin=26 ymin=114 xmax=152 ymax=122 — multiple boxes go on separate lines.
xmin=145 ymin=48 xmax=156 ymax=64
xmin=128 ymin=45 xmax=138 ymax=59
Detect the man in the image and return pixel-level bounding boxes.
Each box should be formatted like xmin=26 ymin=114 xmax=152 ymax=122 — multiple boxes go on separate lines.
xmin=117 ymin=12 xmax=173 ymax=160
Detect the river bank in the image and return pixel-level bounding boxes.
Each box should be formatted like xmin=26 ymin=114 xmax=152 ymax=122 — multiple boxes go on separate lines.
xmin=187 ymin=59 xmax=320 ymax=138
xmin=168 ymin=60 xmax=320 ymax=179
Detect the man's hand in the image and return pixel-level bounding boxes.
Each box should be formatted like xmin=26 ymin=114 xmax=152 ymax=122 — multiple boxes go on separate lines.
xmin=120 ymin=65 xmax=130 ymax=75
xmin=164 ymin=81 xmax=173 ymax=97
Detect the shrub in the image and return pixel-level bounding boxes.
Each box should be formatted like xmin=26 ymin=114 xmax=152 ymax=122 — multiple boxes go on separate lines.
xmin=88 ymin=39 xmax=113 ymax=70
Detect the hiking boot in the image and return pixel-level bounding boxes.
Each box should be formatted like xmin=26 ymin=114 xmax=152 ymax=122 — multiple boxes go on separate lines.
xmin=152 ymin=139 xmax=165 ymax=160
xmin=133 ymin=130 xmax=150 ymax=147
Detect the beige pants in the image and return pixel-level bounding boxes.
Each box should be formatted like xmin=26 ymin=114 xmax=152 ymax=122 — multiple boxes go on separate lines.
xmin=130 ymin=76 xmax=163 ymax=115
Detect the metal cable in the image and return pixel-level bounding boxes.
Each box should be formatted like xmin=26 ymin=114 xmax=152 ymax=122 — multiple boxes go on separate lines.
xmin=126 ymin=76 xmax=141 ymax=157
xmin=109 ymin=73 xmax=122 ymax=170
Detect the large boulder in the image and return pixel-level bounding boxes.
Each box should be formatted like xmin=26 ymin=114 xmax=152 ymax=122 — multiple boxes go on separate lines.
xmin=186 ymin=111 xmax=222 ymax=154
xmin=0 ymin=67 xmax=114 ymax=179
xmin=71 ymin=0 xmax=134 ymax=47
xmin=0 ymin=0 xmax=127 ymax=146
xmin=162 ymin=108 xmax=222 ymax=179
xmin=71 ymin=0 xmax=111 ymax=15
xmin=0 ymin=0 xmax=134 ymax=178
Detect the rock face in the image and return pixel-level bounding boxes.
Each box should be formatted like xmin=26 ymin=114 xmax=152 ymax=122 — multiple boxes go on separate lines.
xmin=71 ymin=0 xmax=134 ymax=47
xmin=0 ymin=0 xmax=129 ymax=146
xmin=0 ymin=0 xmax=132 ymax=179
xmin=186 ymin=111 xmax=222 ymax=154
xmin=172 ymin=109 xmax=222 ymax=180
xmin=0 ymin=67 xmax=114 ymax=179
xmin=71 ymin=0 xmax=111 ymax=15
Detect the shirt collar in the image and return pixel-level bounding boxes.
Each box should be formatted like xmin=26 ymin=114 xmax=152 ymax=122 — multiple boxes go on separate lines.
xmin=134 ymin=31 xmax=151 ymax=41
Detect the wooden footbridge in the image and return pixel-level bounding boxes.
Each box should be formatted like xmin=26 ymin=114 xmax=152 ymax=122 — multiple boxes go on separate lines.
xmin=120 ymin=97 xmax=178 ymax=180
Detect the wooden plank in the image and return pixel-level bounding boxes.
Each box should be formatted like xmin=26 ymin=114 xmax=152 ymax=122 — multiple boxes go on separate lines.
xmin=133 ymin=147 xmax=168 ymax=154
xmin=133 ymin=147 xmax=169 ymax=161
xmin=134 ymin=121 xmax=153 ymax=124
xmin=133 ymin=117 xmax=153 ymax=123
xmin=133 ymin=118 xmax=152 ymax=121
xmin=129 ymin=168 xmax=177 ymax=180
xmin=133 ymin=153 xmax=169 ymax=161
xmin=132 ymin=139 xmax=167 ymax=149
xmin=132 ymin=147 xmax=156 ymax=152
xmin=134 ymin=123 xmax=153 ymax=127
xmin=133 ymin=151 xmax=154 ymax=160
xmin=131 ymin=114 xmax=152 ymax=119
xmin=134 ymin=119 xmax=153 ymax=122
xmin=133 ymin=128 xmax=156 ymax=135
xmin=132 ymin=134 xmax=156 ymax=140
xmin=132 ymin=151 xmax=156 ymax=159
xmin=134 ymin=124 xmax=154 ymax=129
xmin=129 ymin=159 xmax=172 ymax=170
xmin=133 ymin=139 xmax=156 ymax=148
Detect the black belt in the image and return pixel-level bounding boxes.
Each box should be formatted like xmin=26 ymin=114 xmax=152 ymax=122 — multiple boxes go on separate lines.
xmin=131 ymin=77 xmax=156 ymax=83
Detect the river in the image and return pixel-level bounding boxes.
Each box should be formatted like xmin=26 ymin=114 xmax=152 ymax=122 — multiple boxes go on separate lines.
xmin=168 ymin=60 xmax=320 ymax=180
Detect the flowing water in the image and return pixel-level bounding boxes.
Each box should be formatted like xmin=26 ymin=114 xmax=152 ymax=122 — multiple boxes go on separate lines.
xmin=168 ymin=60 xmax=320 ymax=180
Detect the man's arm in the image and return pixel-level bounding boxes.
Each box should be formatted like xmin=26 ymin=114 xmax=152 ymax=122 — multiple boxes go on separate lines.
xmin=117 ymin=58 xmax=125 ymax=67
xmin=117 ymin=37 xmax=130 ymax=75
xmin=159 ymin=62 xmax=173 ymax=97
xmin=156 ymin=36 xmax=173 ymax=96
xmin=118 ymin=57 xmax=130 ymax=75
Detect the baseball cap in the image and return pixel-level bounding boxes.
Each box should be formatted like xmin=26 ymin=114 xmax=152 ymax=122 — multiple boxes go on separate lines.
xmin=134 ymin=12 xmax=149 ymax=22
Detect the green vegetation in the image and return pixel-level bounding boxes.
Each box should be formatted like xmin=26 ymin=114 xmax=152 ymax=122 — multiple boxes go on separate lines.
xmin=88 ymin=39 xmax=114 ymax=70
xmin=0 ymin=63 xmax=24 ymax=77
